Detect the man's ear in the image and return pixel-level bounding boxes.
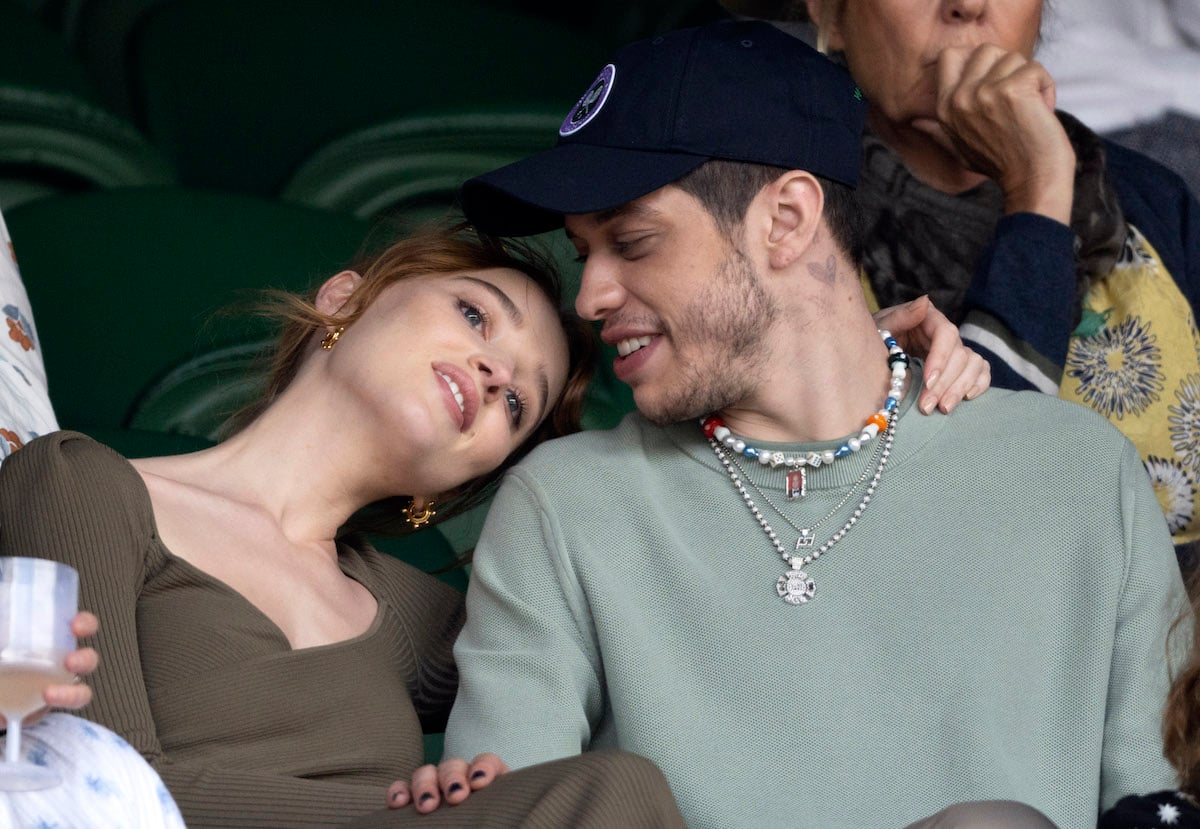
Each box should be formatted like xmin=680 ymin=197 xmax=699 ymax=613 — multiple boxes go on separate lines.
xmin=764 ymin=171 xmax=824 ymax=270
xmin=314 ymin=270 xmax=362 ymax=317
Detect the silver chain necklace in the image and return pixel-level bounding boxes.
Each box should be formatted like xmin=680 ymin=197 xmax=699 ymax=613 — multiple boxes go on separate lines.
xmin=722 ymin=420 xmax=888 ymax=544
xmin=708 ymin=411 xmax=897 ymax=606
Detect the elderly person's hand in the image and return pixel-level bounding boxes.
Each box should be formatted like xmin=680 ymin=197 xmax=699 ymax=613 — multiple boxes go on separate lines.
xmin=3 ymin=611 xmax=100 ymax=726
xmin=387 ymin=753 xmax=509 ymax=813
xmin=915 ymin=44 xmax=1076 ymax=222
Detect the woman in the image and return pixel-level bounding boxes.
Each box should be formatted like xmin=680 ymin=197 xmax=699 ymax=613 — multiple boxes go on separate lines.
xmin=803 ymin=0 xmax=1200 ymax=565
xmin=1099 ymin=574 xmax=1200 ymax=828
xmin=5 ymin=222 xmax=982 ymax=827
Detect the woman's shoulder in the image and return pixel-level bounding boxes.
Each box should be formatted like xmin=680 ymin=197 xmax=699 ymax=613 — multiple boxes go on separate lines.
xmin=2 ymin=429 xmax=141 ymax=490
xmin=1103 ymin=138 xmax=1197 ymax=224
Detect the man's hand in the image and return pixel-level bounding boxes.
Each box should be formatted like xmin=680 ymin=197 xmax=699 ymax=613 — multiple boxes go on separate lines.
xmin=913 ymin=43 xmax=1076 ymax=223
xmin=387 ymin=753 xmax=510 ymax=813
xmin=874 ymin=296 xmax=990 ymax=414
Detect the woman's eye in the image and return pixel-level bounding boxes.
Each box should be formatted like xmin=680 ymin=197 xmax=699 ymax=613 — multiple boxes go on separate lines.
xmin=505 ymin=390 xmax=526 ymax=426
xmin=460 ymin=301 xmax=486 ymax=329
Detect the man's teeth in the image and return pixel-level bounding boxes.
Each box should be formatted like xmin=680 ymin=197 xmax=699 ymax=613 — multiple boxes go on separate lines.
xmin=616 ymin=336 xmax=653 ymax=357
xmin=437 ymin=372 xmax=465 ymax=413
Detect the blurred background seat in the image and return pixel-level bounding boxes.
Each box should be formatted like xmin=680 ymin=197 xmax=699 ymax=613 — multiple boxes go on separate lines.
xmin=280 ymin=108 xmax=562 ymax=224
xmin=124 ymin=0 xmax=609 ymax=197
xmin=0 ymin=0 xmax=173 ymax=211
xmin=4 ymin=187 xmax=369 ymax=434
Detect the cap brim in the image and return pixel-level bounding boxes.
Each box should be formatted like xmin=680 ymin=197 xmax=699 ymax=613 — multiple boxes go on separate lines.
xmin=462 ymin=143 xmax=708 ymax=236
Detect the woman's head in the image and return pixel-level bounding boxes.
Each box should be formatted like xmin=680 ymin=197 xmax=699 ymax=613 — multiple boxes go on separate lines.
xmin=805 ymin=0 xmax=1044 ymax=131
xmin=233 ymin=222 xmax=595 ymax=533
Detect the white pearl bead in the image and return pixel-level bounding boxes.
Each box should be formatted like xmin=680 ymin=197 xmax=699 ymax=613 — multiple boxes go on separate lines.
xmin=848 ymin=438 xmax=861 ymax=452
xmin=732 ymin=439 xmax=746 ymax=453
xmin=758 ymin=452 xmax=772 ymax=465
xmin=821 ymin=450 xmax=835 ymax=464
xmin=714 ymin=426 xmax=730 ymax=441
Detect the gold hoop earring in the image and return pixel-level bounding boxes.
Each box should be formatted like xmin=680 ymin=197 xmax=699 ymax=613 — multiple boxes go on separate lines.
xmin=403 ymin=498 xmax=437 ymax=528
xmin=320 ymin=326 xmax=344 ymax=350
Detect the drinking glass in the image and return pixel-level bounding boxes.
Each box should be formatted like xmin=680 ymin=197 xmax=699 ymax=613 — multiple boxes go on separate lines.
xmin=0 ymin=557 xmax=77 ymax=790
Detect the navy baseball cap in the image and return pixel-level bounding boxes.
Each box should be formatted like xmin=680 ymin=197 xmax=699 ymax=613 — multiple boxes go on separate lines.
xmin=461 ymin=20 xmax=866 ymax=236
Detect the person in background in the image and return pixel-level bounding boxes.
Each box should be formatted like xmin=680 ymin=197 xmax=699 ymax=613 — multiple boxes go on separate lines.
xmin=802 ymin=0 xmax=1200 ymax=573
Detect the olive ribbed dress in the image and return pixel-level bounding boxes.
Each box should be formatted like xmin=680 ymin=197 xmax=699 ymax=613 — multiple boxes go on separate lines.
xmin=0 ymin=432 xmax=684 ymax=828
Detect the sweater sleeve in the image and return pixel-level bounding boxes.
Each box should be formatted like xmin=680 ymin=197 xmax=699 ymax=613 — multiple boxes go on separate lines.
xmin=962 ymin=141 xmax=1200 ymax=396
xmin=1100 ymin=439 xmax=1191 ymax=812
xmin=960 ymin=213 xmax=1080 ymax=394
xmin=0 ymin=433 xmax=390 ymax=828
xmin=444 ymin=470 xmax=602 ymax=769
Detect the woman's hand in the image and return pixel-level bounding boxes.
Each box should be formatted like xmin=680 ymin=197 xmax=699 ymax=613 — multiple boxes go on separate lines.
xmin=2 ymin=611 xmax=100 ymax=726
xmin=387 ymin=753 xmax=509 ymax=813
xmin=874 ymin=296 xmax=990 ymax=414
xmin=913 ymin=43 xmax=1076 ymax=223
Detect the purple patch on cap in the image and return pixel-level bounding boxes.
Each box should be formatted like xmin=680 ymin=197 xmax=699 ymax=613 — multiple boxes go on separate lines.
xmin=559 ymin=64 xmax=616 ymax=137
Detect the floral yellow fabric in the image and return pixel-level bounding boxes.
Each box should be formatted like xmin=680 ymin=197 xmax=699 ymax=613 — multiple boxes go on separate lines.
xmin=1061 ymin=226 xmax=1200 ymax=544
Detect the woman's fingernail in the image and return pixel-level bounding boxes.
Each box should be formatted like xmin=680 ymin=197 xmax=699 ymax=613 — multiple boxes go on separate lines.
xmin=919 ymin=395 xmax=934 ymax=415
xmin=390 ymin=790 xmax=404 ymax=803
xmin=471 ymin=770 xmax=486 ymax=781
xmin=448 ymin=783 xmax=463 ymax=794
xmin=419 ymin=793 xmax=434 ymax=804
xmin=925 ymin=370 xmax=940 ymax=387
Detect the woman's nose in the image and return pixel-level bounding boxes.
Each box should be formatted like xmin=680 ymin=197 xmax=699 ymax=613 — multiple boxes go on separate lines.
xmin=471 ymin=351 xmax=515 ymax=397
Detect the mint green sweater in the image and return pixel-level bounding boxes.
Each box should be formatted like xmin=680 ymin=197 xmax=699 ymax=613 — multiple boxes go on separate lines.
xmin=446 ymin=382 xmax=1187 ymax=829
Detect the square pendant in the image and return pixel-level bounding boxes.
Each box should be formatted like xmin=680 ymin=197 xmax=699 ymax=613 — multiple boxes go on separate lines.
xmin=786 ymin=468 xmax=806 ymax=500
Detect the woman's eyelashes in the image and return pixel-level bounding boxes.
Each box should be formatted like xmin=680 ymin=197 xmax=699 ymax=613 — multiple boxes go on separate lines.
xmin=459 ymin=299 xmax=489 ymax=331
xmin=505 ymin=389 xmax=528 ymax=429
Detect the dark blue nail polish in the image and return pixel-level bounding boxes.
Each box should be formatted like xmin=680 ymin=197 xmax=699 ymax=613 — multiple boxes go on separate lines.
xmin=419 ymin=793 xmax=434 ymax=804
xmin=471 ymin=770 xmax=486 ymax=780
xmin=448 ymin=783 xmax=463 ymax=794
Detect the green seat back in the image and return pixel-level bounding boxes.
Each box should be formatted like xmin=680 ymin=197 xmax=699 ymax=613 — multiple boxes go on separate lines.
xmin=0 ymin=0 xmax=173 ymax=211
xmin=6 ymin=188 xmax=368 ymax=431
xmin=129 ymin=0 xmax=608 ymax=195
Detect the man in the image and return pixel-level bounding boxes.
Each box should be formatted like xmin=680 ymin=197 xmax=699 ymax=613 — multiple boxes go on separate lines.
xmin=418 ymin=21 xmax=1184 ymax=828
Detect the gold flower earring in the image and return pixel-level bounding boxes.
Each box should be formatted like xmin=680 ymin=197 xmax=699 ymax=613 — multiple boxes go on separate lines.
xmin=403 ymin=497 xmax=437 ymax=527
xmin=321 ymin=326 xmax=344 ymax=350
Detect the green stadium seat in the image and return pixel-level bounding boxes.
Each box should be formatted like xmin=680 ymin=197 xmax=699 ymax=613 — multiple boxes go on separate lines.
xmin=0 ymin=0 xmax=173 ymax=211
xmin=127 ymin=0 xmax=608 ymax=196
xmin=281 ymin=109 xmax=562 ymax=223
xmin=5 ymin=187 xmax=369 ymax=433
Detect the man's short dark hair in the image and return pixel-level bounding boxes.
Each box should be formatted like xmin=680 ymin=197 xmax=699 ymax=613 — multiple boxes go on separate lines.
xmin=675 ymin=159 xmax=863 ymax=265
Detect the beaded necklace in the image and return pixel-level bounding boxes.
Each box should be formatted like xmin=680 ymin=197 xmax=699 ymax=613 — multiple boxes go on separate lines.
xmin=701 ymin=330 xmax=908 ymax=605
xmin=701 ymin=329 xmax=908 ymax=499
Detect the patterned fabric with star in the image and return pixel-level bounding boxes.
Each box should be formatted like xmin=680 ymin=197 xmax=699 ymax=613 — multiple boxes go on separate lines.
xmin=1099 ymin=789 xmax=1200 ymax=828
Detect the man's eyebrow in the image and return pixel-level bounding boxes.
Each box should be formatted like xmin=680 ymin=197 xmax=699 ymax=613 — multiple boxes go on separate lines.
xmin=456 ymin=275 xmax=523 ymax=325
xmin=566 ymin=200 xmax=664 ymax=240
